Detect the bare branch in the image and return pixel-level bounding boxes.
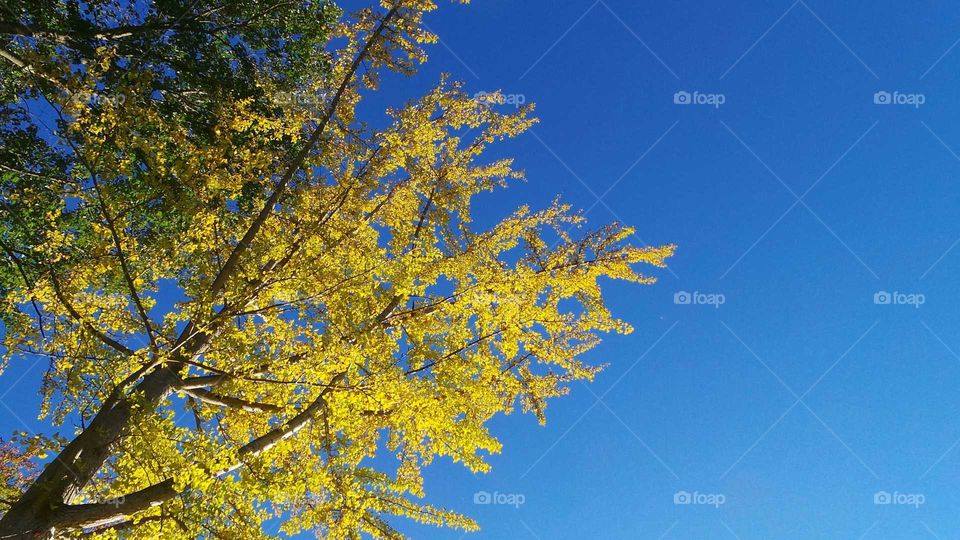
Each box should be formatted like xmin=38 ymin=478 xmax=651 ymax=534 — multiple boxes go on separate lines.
xmin=181 ymin=388 xmax=281 ymax=413
xmin=222 ymin=372 xmax=346 ymax=473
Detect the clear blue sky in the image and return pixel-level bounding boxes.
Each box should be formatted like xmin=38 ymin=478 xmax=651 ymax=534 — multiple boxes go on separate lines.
xmin=5 ymin=1 xmax=960 ymax=538
xmin=381 ymin=1 xmax=960 ymax=538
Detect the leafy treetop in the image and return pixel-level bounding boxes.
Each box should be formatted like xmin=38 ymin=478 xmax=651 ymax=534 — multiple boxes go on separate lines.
xmin=0 ymin=1 xmax=674 ymax=538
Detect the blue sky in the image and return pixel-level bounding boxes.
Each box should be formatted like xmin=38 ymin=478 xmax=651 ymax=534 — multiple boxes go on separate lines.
xmin=5 ymin=1 xmax=960 ymax=539
xmin=380 ymin=1 xmax=960 ymax=538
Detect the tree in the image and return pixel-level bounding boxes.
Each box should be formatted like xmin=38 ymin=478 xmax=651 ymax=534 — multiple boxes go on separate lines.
xmin=0 ymin=0 xmax=674 ymax=538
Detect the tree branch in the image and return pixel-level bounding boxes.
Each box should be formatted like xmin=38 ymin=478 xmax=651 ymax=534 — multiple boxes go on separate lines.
xmin=48 ymin=272 xmax=134 ymax=356
xmin=177 ymin=374 xmax=231 ymax=390
xmin=221 ymin=372 xmax=346 ymax=473
xmin=181 ymin=388 xmax=281 ymax=413
xmin=49 ymin=479 xmax=177 ymax=531
xmin=90 ymin=177 xmax=158 ymax=350
xmin=206 ymin=6 xmax=400 ymax=298
xmin=404 ymin=329 xmax=505 ymax=376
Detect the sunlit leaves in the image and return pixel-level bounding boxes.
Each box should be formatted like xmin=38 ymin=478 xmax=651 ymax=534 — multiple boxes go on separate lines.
xmin=0 ymin=1 xmax=673 ymax=538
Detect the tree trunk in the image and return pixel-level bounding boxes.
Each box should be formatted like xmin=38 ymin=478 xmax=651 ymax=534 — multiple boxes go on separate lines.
xmin=0 ymin=326 xmax=211 ymax=538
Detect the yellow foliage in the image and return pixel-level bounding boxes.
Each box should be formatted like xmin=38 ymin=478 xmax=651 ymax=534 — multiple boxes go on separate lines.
xmin=0 ymin=2 xmax=673 ymax=539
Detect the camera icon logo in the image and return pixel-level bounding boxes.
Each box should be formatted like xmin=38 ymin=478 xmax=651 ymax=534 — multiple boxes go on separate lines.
xmin=874 ymin=91 xmax=891 ymax=105
xmin=673 ymin=91 xmax=691 ymax=105
xmin=874 ymin=491 xmax=892 ymax=505
xmin=873 ymin=291 xmax=892 ymax=305
xmin=673 ymin=491 xmax=692 ymax=504
xmin=473 ymin=491 xmax=492 ymax=505
xmin=674 ymin=291 xmax=692 ymax=305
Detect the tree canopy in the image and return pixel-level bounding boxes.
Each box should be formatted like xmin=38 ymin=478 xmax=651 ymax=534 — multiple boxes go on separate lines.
xmin=0 ymin=1 xmax=674 ymax=538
